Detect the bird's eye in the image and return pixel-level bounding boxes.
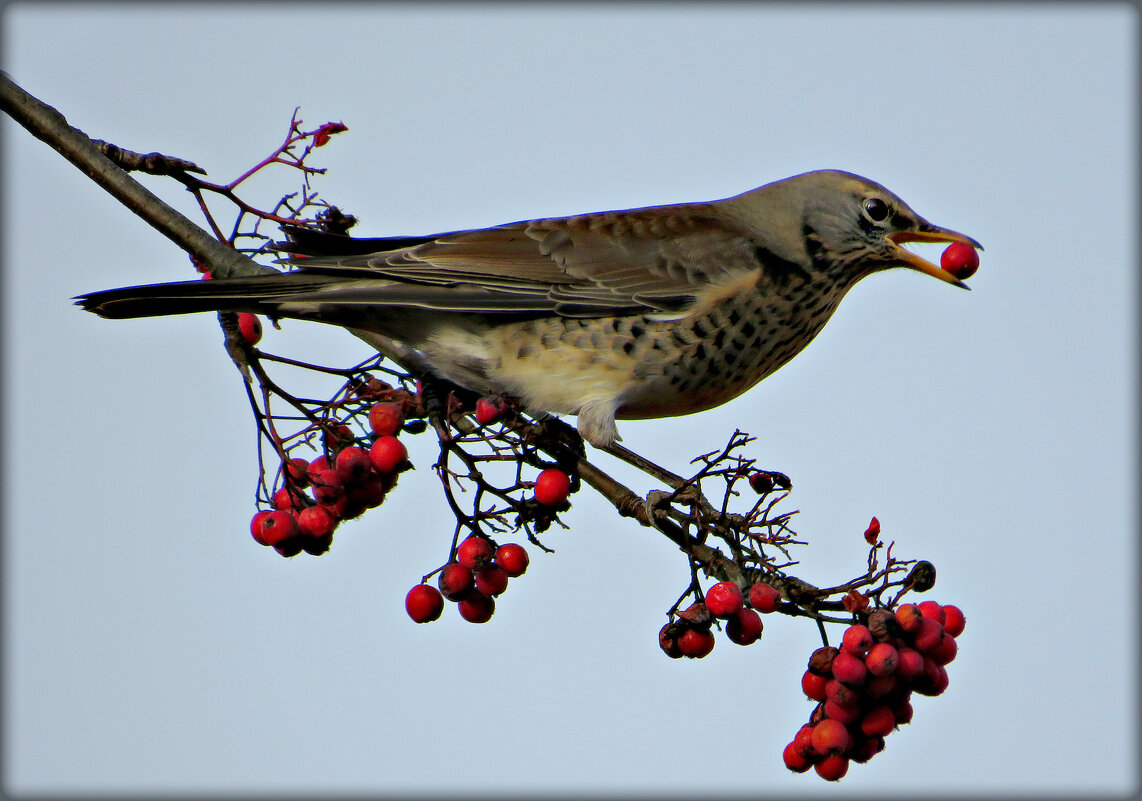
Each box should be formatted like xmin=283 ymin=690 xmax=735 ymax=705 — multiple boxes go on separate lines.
xmin=863 ymin=197 xmax=890 ymax=223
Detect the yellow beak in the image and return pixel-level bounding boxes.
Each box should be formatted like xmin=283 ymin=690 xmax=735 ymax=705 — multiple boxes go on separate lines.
xmin=889 ymin=224 xmax=983 ymax=290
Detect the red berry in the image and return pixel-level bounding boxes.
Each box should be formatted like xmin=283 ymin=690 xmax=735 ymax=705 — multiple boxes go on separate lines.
xmin=865 ymin=674 xmax=899 ymax=699
xmin=811 ymin=719 xmax=852 ymax=757
xmin=860 ymin=705 xmax=896 ymax=737
xmin=824 ymin=699 xmax=861 ymax=725
xmin=748 ymin=582 xmax=781 ymax=613
xmin=865 ymin=643 xmax=899 ymax=677
xmin=915 ymin=659 xmax=949 ymax=696
xmin=892 ymin=700 xmax=914 ymax=726
xmin=782 ymin=741 xmax=812 ymax=773
xmin=942 ymin=604 xmax=966 ymax=637
xmin=250 ymin=510 xmax=273 ymax=545
xmin=705 ymin=581 xmax=744 ymax=618
xmin=272 ymin=486 xmax=303 ymax=511
xmin=237 ymin=312 xmax=262 ymax=345
xmin=347 ymin=474 xmax=387 ymax=508
xmin=312 ymin=468 xmax=345 ymax=505
xmin=841 ymin=624 xmax=873 ymax=656
xmin=367 ymin=402 xmax=403 ymax=437
xmin=437 ymin=562 xmax=474 ymax=602
xmin=825 ymin=678 xmax=862 ymax=708
xmin=725 ymin=608 xmax=763 ymax=645
xmin=369 ymin=435 xmax=408 ymax=474
xmin=258 ymin=510 xmax=298 ymax=546
xmin=405 ymin=584 xmax=444 ymax=623
xmin=850 ymin=735 xmax=886 ymax=764
xmin=285 ymin=457 xmax=311 ymax=487
xmin=913 ymin=617 xmax=945 ymax=653
xmin=895 ymin=603 xmax=923 ymax=634
xmin=274 ymin=539 xmax=303 ymax=558
xmin=296 ymin=505 xmax=336 ymax=539
xmin=748 ymin=472 xmax=774 ymax=494
xmin=335 ymin=445 xmax=372 ymax=481
xmin=676 ymin=628 xmax=715 ymax=658
xmin=494 ymin=543 xmax=529 ymax=577
xmin=917 ymin=600 xmax=946 ymax=626
xmin=929 ymin=632 xmax=958 ymax=665
xmin=458 ymin=592 xmax=495 ymax=623
xmin=814 ymin=754 xmax=849 ymax=781
xmin=456 ymin=536 xmax=495 ymax=571
xmin=301 ymin=533 xmax=332 ymax=556
xmin=894 ymin=647 xmax=925 ymax=682
xmin=319 ymin=496 xmax=349 ymax=520
xmin=307 ymin=455 xmax=329 ymax=482
xmin=941 ymin=241 xmax=980 ymax=280
xmin=801 ymin=670 xmax=828 ymax=701
xmin=474 ymin=396 xmax=507 ymax=425
xmin=474 ymin=566 xmax=509 ymax=597
xmin=831 ymin=651 xmax=868 ymax=686
xmin=793 ymin=724 xmax=817 ymax=758
xmin=533 ymin=468 xmax=571 ymax=506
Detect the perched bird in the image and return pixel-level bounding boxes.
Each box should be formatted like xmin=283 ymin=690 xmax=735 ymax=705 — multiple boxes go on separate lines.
xmin=77 ymin=169 xmax=980 ymax=447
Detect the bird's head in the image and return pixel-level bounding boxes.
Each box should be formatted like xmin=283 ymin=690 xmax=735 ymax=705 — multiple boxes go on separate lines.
xmin=726 ymin=169 xmax=983 ymax=289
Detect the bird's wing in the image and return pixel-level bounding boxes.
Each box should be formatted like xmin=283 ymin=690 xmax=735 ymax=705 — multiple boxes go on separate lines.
xmin=279 ymin=206 xmax=765 ymax=318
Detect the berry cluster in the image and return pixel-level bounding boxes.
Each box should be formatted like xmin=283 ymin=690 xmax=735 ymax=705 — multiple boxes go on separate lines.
xmin=405 ymin=538 xmax=531 ymax=624
xmin=658 ymin=580 xmax=784 ymax=658
xmin=783 ymin=601 xmax=966 ymax=781
xmin=248 ymin=400 xmax=412 ymax=557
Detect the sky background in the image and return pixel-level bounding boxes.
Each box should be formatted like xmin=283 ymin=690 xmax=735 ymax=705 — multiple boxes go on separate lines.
xmin=2 ymin=3 xmax=1137 ymax=797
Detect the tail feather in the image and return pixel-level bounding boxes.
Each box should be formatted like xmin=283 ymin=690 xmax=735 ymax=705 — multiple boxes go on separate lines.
xmin=75 ymin=273 xmax=342 ymax=320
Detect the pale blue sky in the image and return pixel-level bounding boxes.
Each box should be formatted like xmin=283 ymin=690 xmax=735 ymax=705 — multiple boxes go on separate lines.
xmin=3 ymin=3 xmax=1136 ymax=796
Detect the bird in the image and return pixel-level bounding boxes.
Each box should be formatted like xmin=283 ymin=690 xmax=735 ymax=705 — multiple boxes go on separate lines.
xmin=77 ymin=169 xmax=981 ymax=447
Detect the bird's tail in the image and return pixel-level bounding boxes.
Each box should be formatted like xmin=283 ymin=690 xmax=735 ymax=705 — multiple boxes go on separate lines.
xmin=75 ymin=273 xmax=343 ymax=320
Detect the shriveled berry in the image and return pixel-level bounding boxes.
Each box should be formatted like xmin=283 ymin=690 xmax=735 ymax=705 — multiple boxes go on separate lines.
xmin=456 ymin=535 xmax=495 ymax=571
xmin=705 ymin=581 xmax=744 ymax=618
xmin=942 ymin=604 xmax=966 ymax=637
xmin=474 ymin=566 xmax=509 ymax=597
xmin=866 ymin=608 xmax=898 ymax=642
xmin=865 ymin=643 xmax=899 ymax=677
xmin=297 ymin=505 xmax=336 ymax=539
xmin=533 ymin=468 xmax=571 ymax=506
xmin=941 ymin=241 xmax=980 ymax=280
xmin=237 ymin=312 xmax=262 ymax=345
xmin=815 ymin=754 xmax=849 ymax=781
xmin=807 ymin=646 xmax=839 ymax=677
xmin=458 ymin=592 xmax=495 ymax=623
xmin=748 ymin=472 xmax=774 ymax=494
xmin=369 ymin=435 xmax=408 ymax=474
xmin=405 ymin=584 xmax=444 ymax=623
xmin=677 ymin=628 xmax=715 ymax=658
xmin=494 ymin=543 xmax=529 ymax=577
xmin=841 ymin=624 xmax=873 ymax=656
xmin=725 ymin=608 xmax=763 ymax=645
xmin=437 ymin=563 xmax=474 ymax=602
xmin=811 ymin=718 xmax=852 ymax=757
xmin=748 ymin=582 xmax=782 ymax=613
xmin=678 ymin=602 xmax=713 ymax=628
xmin=367 ymin=402 xmax=404 ymax=437
xmin=782 ymin=741 xmax=812 ymax=773
xmin=658 ymin=623 xmax=684 ymax=659
xmin=863 ymin=516 xmax=881 ymax=545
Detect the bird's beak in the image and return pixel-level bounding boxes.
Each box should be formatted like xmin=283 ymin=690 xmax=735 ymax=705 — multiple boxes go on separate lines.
xmin=888 ymin=223 xmax=983 ymax=290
